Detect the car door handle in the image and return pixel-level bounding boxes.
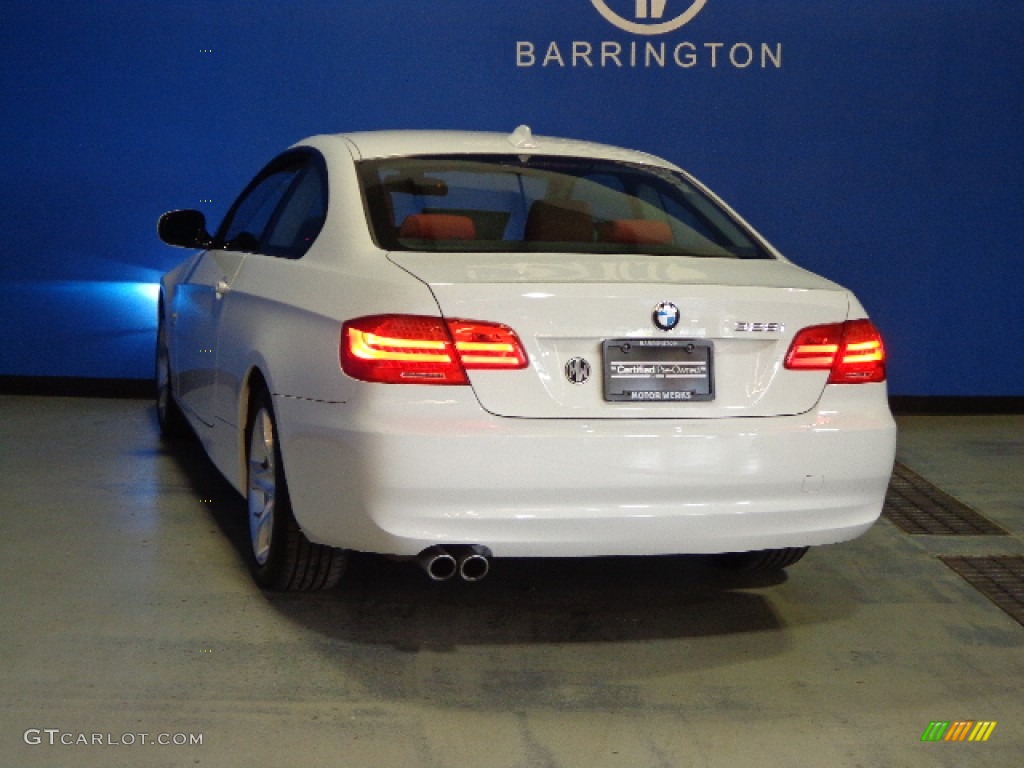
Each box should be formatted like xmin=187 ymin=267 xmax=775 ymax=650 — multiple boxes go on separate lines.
xmin=215 ymin=280 xmax=231 ymax=297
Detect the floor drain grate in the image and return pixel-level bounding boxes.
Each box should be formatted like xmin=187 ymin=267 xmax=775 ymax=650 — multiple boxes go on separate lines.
xmin=883 ymin=463 xmax=1008 ymax=535
xmin=940 ymin=556 xmax=1024 ymax=628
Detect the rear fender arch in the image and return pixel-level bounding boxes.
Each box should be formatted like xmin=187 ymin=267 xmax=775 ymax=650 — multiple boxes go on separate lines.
xmin=234 ymin=365 xmax=271 ymax=492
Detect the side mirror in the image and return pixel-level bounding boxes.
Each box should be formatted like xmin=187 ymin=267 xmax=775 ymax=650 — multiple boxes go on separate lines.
xmin=158 ymin=209 xmax=212 ymax=249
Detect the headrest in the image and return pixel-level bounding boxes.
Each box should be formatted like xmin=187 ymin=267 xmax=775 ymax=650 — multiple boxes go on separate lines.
xmin=399 ymin=213 xmax=476 ymax=240
xmin=525 ymin=200 xmax=593 ymax=242
xmin=598 ymin=219 xmax=673 ymax=245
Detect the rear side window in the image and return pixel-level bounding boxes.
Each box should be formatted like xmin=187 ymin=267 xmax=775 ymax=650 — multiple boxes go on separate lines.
xmin=357 ymin=154 xmax=770 ymax=259
xmin=263 ymin=165 xmax=327 ymax=258
xmin=216 ymin=150 xmax=327 ymax=259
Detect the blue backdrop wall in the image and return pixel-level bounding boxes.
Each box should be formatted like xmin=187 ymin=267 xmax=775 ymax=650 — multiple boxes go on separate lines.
xmin=2 ymin=0 xmax=1022 ymax=395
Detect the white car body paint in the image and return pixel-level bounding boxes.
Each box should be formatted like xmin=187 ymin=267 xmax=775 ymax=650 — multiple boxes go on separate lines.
xmin=160 ymin=129 xmax=896 ymax=560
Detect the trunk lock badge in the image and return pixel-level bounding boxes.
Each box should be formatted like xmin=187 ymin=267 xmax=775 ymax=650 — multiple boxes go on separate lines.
xmin=565 ymin=357 xmax=592 ymax=385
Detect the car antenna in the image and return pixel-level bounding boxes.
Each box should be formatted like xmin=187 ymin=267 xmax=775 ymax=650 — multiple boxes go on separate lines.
xmin=508 ymin=124 xmax=538 ymax=149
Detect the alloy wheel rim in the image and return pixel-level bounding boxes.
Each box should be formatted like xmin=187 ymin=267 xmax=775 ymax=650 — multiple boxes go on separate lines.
xmin=247 ymin=408 xmax=276 ymax=566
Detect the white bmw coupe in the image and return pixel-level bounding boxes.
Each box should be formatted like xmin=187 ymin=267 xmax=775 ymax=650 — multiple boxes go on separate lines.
xmin=157 ymin=127 xmax=896 ymax=590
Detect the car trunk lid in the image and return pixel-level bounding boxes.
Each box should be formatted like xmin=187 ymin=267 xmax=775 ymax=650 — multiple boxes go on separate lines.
xmin=388 ymin=252 xmax=850 ymax=418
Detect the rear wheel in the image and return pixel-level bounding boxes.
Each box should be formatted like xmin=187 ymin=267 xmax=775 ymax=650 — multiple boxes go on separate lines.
xmin=712 ymin=546 xmax=809 ymax=571
xmin=246 ymin=389 xmax=347 ymax=590
xmin=155 ymin=311 xmax=189 ymax=439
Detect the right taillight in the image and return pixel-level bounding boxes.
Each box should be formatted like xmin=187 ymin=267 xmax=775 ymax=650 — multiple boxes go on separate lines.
xmin=785 ymin=319 xmax=886 ymax=384
xmin=340 ymin=314 xmax=527 ymax=385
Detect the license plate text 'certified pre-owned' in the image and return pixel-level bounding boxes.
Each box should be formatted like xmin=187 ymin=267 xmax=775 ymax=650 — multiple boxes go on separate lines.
xmin=602 ymin=339 xmax=714 ymax=402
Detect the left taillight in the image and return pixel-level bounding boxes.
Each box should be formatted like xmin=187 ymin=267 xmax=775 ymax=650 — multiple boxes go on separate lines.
xmin=340 ymin=314 xmax=528 ymax=385
xmin=784 ymin=318 xmax=887 ymax=384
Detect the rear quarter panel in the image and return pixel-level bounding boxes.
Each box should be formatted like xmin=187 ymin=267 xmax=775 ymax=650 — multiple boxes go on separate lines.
xmin=208 ymin=247 xmax=441 ymax=489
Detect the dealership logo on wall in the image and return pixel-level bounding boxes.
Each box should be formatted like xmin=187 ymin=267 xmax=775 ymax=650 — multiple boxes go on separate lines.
xmin=592 ymin=0 xmax=707 ymax=35
xmin=516 ymin=0 xmax=783 ymax=71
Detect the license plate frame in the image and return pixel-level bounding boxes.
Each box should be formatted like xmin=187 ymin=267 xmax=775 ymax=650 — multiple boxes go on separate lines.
xmin=602 ymin=338 xmax=714 ymax=403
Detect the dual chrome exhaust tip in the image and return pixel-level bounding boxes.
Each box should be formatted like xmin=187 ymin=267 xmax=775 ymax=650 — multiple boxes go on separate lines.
xmin=417 ymin=545 xmax=492 ymax=582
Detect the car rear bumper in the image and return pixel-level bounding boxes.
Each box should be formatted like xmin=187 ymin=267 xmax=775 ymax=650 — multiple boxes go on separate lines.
xmin=273 ymin=384 xmax=896 ymax=558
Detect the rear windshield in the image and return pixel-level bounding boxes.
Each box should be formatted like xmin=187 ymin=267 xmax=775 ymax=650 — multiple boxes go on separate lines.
xmin=357 ymin=154 xmax=771 ymax=259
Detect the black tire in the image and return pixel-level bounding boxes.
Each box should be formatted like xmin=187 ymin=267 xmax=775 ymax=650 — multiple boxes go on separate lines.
xmin=155 ymin=310 xmax=189 ymax=439
xmin=245 ymin=388 xmax=347 ymax=590
xmin=712 ymin=546 xmax=809 ymax=572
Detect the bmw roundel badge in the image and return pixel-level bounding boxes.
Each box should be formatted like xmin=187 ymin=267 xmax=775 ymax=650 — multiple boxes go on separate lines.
xmin=652 ymin=301 xmax=681 ymax=331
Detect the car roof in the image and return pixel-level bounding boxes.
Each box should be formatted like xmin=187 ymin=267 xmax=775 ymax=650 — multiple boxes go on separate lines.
xmin=297 ymin=127 xmax=678 ymax=169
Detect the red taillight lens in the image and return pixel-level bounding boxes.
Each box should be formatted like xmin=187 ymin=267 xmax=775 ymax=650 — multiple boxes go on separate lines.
xmin=343 ymin=315 xmax=461 ymax=384
xmin=785 ymin=319 xmax=886 ymax=384
xmin=832 ymin=319 xmax=887 ymax=383
xmin=447 ymin=320 xmax=529 ymax=370
xmin=341 ymin=315 xmax=527 ymax=385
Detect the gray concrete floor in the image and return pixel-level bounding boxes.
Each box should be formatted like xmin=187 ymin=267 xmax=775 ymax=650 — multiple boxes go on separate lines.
xmin=1 ymin=395 xmax=1021 ymax=767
